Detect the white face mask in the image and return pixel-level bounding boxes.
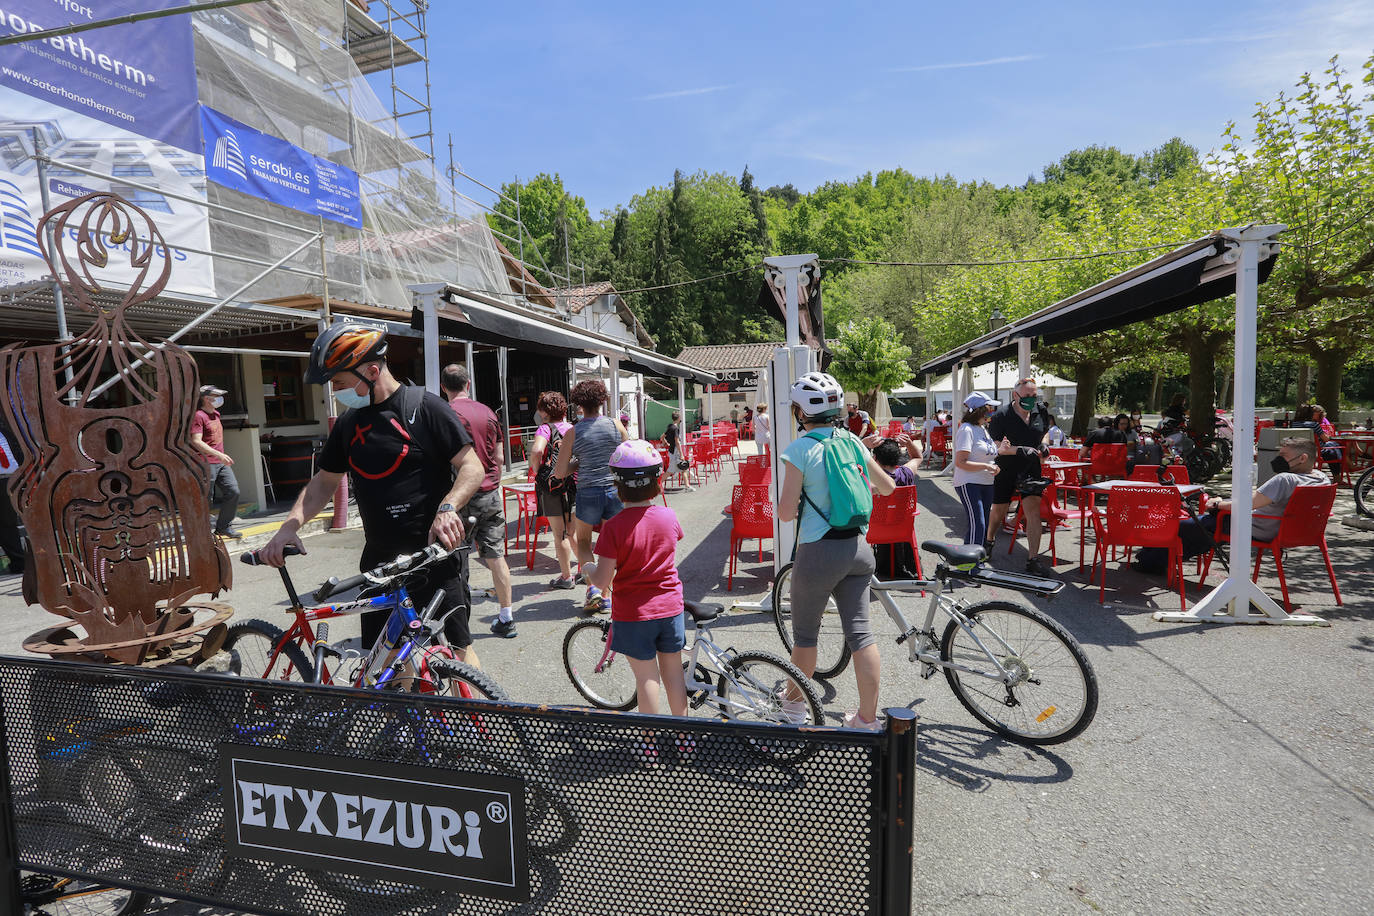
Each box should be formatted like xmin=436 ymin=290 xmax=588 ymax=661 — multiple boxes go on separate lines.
xmin=334 ymin=387 xmax=370 ymax=409
xmin=210 ymin=396 xmax=224 ymax=409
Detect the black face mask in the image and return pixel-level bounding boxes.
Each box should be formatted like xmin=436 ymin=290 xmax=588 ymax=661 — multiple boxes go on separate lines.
xmin=1270 ymin=454 xmax=1290 ymax=474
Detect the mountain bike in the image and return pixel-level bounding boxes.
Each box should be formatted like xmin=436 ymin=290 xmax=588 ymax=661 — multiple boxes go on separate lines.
xmin=563 ymin=601 xmax=823 ymax=760
xmin=773 ymin=541 xmax=1098 ymax=745
xmin=229 ymin=536 xmax=501 ymax=701
xmin=19 ymin=867 xmax=150 ymax=915
xmin=1355 ymin=464 xmax=1374 ymax=518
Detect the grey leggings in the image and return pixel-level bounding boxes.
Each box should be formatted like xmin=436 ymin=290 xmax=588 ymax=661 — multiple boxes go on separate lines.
xmin=789 ymin=535 xmax=878 ymax=652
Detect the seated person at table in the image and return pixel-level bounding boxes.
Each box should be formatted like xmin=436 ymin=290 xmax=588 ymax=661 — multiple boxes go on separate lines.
xmin=1046 ymin=420 xmax=1069 ymax=447
xmin=1078 ymin=415 xmax=1127 ymax=460
xmin=1137 ymin=438 xmax=1328 ymax=571
xmin=871 ymin=437 xmax=922 ymax=485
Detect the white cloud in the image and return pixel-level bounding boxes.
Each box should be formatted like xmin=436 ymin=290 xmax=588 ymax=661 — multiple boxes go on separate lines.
xmin=1212 ymin=0 xmax=1374 ymax=90
xmin=889 ymin=55 xmax=1041 ymax=73
xmin=636 ymin=85 xmax=731 ymax=101
xmin=1118 ymin=32 xmax=1283 ymax=51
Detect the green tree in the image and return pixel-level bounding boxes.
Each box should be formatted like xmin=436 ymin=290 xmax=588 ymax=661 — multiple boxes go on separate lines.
xmin=1215 ymin=53 xmax=1374 ymax=420
xmin=487 ymin=173 xmax=599 ymax=286
xmin=829 ymin=317 xmax=913 ymax=415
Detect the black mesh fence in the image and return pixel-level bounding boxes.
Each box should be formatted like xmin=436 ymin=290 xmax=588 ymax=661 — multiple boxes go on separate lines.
xmin=0 ymin=657 xmax=914 ymax=915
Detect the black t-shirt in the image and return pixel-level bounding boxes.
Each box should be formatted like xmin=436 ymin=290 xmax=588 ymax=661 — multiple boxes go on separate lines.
xmin=989 ymin=401 xmax=1054 ymax=472
xmin=319 ymin=387 xmax=472 ymax=565
xmin=664 ymin=422 xmax=679 ymax=450
xmin=1083 ymin=427 xmax=1127 ymax=449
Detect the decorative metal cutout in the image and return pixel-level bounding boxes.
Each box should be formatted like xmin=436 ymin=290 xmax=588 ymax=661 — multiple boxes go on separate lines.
xmin=0 ymin=193 xmax=232 ymax=665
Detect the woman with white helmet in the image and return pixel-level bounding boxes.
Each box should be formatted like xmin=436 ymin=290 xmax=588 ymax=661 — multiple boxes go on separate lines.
xmin=585 ymin=440 xmax=688 ymax=732
xmin=777 ymin=371 xmax=896 ymax=731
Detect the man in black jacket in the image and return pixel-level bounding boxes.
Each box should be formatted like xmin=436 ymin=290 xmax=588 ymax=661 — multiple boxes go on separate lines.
xmin=986 ymin=377 xmax=1056 ymax=575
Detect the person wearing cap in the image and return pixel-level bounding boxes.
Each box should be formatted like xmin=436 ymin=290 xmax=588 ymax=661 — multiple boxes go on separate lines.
xmin=953 ymin=392 xmax=1013 ymax=553
xmin=986 ymin=377 xmax=1057 ymax=574
xmin=190 ymin=384 xmax=241 ymax=539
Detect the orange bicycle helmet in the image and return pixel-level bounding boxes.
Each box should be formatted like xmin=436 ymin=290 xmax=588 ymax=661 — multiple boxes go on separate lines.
xmin=306 ymin=322 xmax=388 ymax=384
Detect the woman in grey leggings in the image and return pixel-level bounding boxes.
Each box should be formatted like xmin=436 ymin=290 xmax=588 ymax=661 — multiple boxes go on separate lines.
xmin=777 ymin=372 xmax=895 ymax=731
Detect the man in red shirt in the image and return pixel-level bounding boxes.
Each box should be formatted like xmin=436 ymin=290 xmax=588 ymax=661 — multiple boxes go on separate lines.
xmin=441 ymin=364 xmax=516 ymax=638
xmin=189 ymin=384 xmax=241 ymax=538
xmin=845 ymin=403 xmax=875 ymax=437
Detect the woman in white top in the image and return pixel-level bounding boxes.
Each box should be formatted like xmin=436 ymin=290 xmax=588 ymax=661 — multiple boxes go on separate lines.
xmin=953 ymin=391 xmax=1011 ymax=553
xmin=753 ymin=403 xmax=771 ymax=457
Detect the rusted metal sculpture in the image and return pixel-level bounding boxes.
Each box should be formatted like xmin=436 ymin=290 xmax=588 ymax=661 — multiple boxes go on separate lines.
xmin=0 ymin=193 xmax=232 ymax=665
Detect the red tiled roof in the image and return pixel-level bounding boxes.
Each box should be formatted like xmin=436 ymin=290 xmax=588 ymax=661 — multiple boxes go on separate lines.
xmin=676 ymin=340 xmax=838 ymax=371
xmin=557 ymin=281 xmax=617 ymax=314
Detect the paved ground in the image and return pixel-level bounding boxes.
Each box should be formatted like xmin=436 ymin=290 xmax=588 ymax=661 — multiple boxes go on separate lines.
xmin=1 ymin=447 xmax=1370 ymax=914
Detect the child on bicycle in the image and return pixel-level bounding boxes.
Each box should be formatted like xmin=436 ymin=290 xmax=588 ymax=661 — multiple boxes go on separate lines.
xmin=584 ymin=440 xmax=688 ymax=721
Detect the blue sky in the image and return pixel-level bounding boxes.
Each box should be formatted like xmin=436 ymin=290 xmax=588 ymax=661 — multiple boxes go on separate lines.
xmin=413 ymin=0 xmax=1374 ymax=217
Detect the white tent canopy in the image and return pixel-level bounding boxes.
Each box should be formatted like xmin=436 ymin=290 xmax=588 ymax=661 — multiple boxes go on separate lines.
xmin=890 ymin=363 xmax=1077 ymax=416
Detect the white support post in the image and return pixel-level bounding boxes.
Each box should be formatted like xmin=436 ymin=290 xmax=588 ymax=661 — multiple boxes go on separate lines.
xmin=943 ymin=361 xmax=973 ymax=476
xmin=608 ymin=355 xmax=621 ymax=421
xmin=411 ymin=282 xmax=445 ymax=395
xmin=498 ymin=346 xmax=511 ymax=471
xmin=738 ymin=254 xmax=818 ymax=614
xmin=924 ymin=373 xmax=933 ymax=419
xmin=677 ymin=376 xmax=687 ymax=426
xmin=1017 ymin=337 xmax=1032 ymax=383
xmin=1155 ymin=223 xmax=1325 ymax=626
xmin=465 ymin=341 xmax=476 ymax=399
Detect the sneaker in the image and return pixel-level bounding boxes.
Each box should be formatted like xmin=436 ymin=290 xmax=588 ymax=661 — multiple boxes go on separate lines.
xmin=574 ymin=571 xmax=588 ymax=585
xmin=489 ymin=619 xmax=517 ymax=639
xmin=548 ymin=576 xmax=576 ymax=590
xmin=843 ymin=710 xmax=883 ymax=732
xmin=583 ymin=587 xmax=607 ymax=615
xmin=778 ymin=690 xmax=810 ymax=725
xmin=216 ymin=527 xmax=243 ymax=540
xmin=1025 ymin=557 xmax=1053 ymax=576
xmin=483 ymin=587 xmax=497 ymax=599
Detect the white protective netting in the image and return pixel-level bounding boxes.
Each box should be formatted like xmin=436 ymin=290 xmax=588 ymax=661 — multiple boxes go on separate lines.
xmin=191 ymin=0 xmax=510 ymax=311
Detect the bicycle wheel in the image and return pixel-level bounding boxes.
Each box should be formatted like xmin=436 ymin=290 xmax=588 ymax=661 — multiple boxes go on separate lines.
xmin=20 ymin=873 xmax=150 ymax=916
xmin=563 ymin=619 xmax=636 ymax=710
xmin=221 ymin=619 xmax=315 ymax=682
xmin=426 ymin=656 xmax=510 ymax=701
xmin=1355 ymin=467 xmax=1374 ymax=518
xmin=718 ymin=651 xmax=824 ymax=764
xmin=771 ymin=563 xmax=851 ymax=679
xmin=941 ymin=600 xmax=1098 ymax=745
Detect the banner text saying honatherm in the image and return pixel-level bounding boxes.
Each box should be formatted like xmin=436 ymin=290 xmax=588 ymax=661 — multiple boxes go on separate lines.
xmin=0 ymin=7 xmax=149 ymax=86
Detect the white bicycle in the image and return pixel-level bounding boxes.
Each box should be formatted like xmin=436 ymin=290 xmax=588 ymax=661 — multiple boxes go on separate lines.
xmin=773 ymin=541 xmax=1098 ymax=745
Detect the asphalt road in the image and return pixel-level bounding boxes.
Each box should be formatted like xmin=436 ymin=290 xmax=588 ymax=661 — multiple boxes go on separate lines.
xmin=1 ymin=455 xmax=1370 ymax=914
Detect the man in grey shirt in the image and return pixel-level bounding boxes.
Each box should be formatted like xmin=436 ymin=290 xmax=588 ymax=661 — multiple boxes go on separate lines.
xmin=1177 ymin=437 xmax=1328 ymax=557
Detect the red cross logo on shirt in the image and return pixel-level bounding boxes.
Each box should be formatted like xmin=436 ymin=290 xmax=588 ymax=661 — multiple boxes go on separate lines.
xmin=347 ymin=417 xmax=412 ymax=480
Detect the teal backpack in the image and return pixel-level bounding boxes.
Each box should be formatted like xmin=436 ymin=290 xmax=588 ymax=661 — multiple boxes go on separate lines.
xmin=800 ymin=428 xmax=874 ymax=530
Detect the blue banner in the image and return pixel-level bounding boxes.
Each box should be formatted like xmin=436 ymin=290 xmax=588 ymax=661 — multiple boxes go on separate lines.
xmin=201 ymin=106 xmax=363 ymax=228
xmin=0 ymin=0 xmax=200 ymax=151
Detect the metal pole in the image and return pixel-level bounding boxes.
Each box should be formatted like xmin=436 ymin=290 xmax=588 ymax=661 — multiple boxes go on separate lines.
xmin=320 ymin=217 xmax=348 ymax=529
xmin=465 ymin=341 xmax=476 ymax=400
xmin=0 ymin=0 xmax=265 ymax=47
xmin=498 ymin=346 xmax=511 ymax=471
xmin=879 ymin=708 xmax=917 ymax=915
xmin=33 ymin=131 xmax=75 ymax=402
xmin=88 ymin=231 xmax=322 ymax=399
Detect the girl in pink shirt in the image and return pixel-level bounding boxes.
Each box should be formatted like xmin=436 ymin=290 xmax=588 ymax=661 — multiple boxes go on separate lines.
xmin=586 ymin=440 xmax=687 ymax=719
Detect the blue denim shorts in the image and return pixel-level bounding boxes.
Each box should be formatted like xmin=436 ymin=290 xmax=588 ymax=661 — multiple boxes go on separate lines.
xmin=575 ymin=484 xmax=623 ymax=526
xmin=608 ymin=614 xmax=686 ymax=661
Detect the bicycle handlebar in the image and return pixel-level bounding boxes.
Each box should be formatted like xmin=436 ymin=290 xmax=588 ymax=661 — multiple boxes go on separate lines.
xmin=311 ymin=520 xmax=476 ymax=603
xmin=238 ymin=544 xmax=302 ymax=566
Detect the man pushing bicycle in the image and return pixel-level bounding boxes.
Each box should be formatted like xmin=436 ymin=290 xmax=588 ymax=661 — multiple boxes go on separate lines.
xmin=258 ymin=323 xmax=486 ymax=667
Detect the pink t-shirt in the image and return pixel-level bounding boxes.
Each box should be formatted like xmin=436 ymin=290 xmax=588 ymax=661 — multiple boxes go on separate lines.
xmin=594 ymin=505 xmax=684 ymax=622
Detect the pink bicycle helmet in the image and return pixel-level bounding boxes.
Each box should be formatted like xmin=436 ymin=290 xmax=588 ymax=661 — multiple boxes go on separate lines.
xmin=609 ymin=439 xmax=663 ymax=489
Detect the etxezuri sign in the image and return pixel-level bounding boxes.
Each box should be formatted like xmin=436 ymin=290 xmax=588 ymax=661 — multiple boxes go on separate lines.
xmin=221 ymin=744 xmax=528 ymax=902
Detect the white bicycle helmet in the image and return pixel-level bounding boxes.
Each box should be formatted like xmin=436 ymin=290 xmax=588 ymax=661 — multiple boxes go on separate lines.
xmin=789 ymin=371 xmax=844 ymax=419
xmin=609 ymin=439 xmax=663 ymax=489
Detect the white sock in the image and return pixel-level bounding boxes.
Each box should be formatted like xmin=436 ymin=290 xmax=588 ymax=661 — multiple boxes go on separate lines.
xmin=498 ymin=607 xmax=513 ymax=623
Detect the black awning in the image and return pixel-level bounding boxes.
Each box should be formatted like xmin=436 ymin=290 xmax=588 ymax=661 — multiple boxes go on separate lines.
xmin=917 ymin=233 xmax=1280 ymax=376
xmin=410 ymin=300 xmax=594 ymax=358
xmin=622 ymin=347 xmax=716 ymax=385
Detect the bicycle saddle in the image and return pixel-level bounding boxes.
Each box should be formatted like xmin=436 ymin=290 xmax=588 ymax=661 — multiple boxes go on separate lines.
xmin=684 ymin=600 xmax=724 ymax=622
xmin=920 ymin=541 xmax=986 ymax=565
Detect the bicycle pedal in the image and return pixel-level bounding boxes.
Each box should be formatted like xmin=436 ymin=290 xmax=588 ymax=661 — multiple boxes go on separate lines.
xmin=895 ymin=627 xmax=920 ymax=645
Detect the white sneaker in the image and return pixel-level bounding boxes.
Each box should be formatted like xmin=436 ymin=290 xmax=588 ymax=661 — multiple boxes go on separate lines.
xmin=843 ymin=710 xmax=883 ymax=732
xmin=777 ymin=689 xmax=810 ymax=725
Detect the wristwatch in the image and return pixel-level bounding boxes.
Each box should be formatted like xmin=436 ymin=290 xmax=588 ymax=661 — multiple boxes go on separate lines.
xmin=438 ymin=502 xmax=457 ymax=513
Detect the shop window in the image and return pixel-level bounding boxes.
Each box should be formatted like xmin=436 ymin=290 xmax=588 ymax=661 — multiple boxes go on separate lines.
xmin=194 ymin=353 xmax=246 ymax=415
xmin=261 ymin=356 xmax=312 ymax=426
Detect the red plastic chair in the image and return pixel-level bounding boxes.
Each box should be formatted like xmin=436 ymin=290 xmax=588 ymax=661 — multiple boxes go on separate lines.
xmin=1007 ymin=481 xmax=1092 ymax=571
xmin=921 ymin=427 xmax=950 ymax=469
xmin=884 ymin=420 xmax=903 ymax=437
xmin=866 ymin=486 xmax=924 ymax=579
xmin=1090 ymin=485 xmax=1186 ymax=611
xmin=692 ymin=439 xmax=719 ymax=482
xmin=1129 ymin=464 xmax=1190 ymax=484
xmin=1254 ymin=419 xmax=1275 ymax=443
xmin=1088 ymin=443 xmax=1128 ymax=481
xmin=727 ymin=484 xmax=774 ymax=590
xmin=505 ymin=491 xmax=551 ymax=570
xmin=739 ymin=462 xmax=771 ymax=487
xmin=1199 ymin=484 xmax=1342 ymax=613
